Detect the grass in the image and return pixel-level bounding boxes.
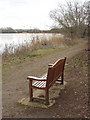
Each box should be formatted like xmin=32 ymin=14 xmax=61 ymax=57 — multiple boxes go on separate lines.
xmin=32 ymin=47 xmax=67 ymax=56
xmin=2 ymin=46 xmax=66 ymax=67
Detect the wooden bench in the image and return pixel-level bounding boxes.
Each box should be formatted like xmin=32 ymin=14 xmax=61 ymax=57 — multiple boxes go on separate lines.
xmin=27 ymin=57 xmax=66 ymax=105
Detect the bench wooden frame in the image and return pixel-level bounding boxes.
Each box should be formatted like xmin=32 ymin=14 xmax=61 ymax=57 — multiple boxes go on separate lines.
xmin=27 ymin=57 xmax=66 ymax=105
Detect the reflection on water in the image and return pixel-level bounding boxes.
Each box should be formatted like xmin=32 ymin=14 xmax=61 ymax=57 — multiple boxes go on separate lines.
xmin=0 ymin=33 xmax=62 ymax=53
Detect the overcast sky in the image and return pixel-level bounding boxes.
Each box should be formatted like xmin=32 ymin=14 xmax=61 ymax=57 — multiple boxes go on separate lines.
xmin=0 ymin=0 xmax=86 ymax=30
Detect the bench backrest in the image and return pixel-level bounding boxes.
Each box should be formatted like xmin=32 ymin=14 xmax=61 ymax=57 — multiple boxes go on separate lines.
xmin=46 ymin=57 xmax=66 ymax=87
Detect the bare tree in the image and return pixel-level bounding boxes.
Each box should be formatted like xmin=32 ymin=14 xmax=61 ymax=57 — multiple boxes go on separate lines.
xmin=50 ymin=0 xmax=87 ymax=38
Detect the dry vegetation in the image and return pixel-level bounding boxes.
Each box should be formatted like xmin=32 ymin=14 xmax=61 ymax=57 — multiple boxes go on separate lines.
xmin=2 ymin=35 xmax=85 ymax=68
xmin=2 ymin=35 xmax=81 ymax=60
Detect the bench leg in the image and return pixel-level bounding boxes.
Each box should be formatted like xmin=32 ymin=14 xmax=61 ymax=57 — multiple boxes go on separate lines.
xmin=29 ymin=81 xmax=33 ymax=101
xmin=45 ymin=89 xmax=49 ymax=105
xmin=61 ymin=73 xmax=64 ymax=84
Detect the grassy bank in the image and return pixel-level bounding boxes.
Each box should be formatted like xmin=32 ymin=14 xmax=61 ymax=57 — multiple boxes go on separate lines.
xmin=2 ymin=36 xmax=84 ymax=67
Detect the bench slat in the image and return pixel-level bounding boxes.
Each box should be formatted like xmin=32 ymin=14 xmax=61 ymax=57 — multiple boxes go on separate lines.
xmin=33 ymin=81 xmax=46 ymax=88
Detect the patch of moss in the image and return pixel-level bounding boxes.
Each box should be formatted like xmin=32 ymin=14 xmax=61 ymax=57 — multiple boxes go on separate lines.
xmin=26 ymin=54 xmax=40 ymax=58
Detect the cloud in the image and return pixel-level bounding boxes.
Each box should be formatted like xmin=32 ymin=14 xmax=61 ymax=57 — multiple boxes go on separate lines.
xmin=0 ymin=0 xmax=62 ymax=29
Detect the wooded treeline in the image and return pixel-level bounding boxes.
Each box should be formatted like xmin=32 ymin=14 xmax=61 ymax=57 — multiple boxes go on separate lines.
xmin=0 ymin=27 xmax=62 ymax=33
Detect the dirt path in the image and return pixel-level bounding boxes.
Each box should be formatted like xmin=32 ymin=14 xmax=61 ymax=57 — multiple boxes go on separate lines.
xmin=2 ymin=41 xmax=89 ymax=118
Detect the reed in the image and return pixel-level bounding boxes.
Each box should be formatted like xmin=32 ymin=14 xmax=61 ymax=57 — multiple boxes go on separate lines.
xmin=2 ymin=35 xmax=72 ymax=59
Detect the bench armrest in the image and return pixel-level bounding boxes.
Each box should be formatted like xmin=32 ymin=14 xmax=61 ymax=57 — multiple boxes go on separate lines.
xmin=48 ymin=64 xmax=53 ymax=67
xmin=27 ymin=76 xmax=47 ymax=81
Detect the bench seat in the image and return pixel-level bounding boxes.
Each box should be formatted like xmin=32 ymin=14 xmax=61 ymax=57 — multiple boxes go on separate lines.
xmin=33 ymin=81 xmax=46 ymax=88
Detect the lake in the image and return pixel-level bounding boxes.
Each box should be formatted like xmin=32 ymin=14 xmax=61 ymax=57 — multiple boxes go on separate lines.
xmin=0 ymin=33 xmax=62 ymax=53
